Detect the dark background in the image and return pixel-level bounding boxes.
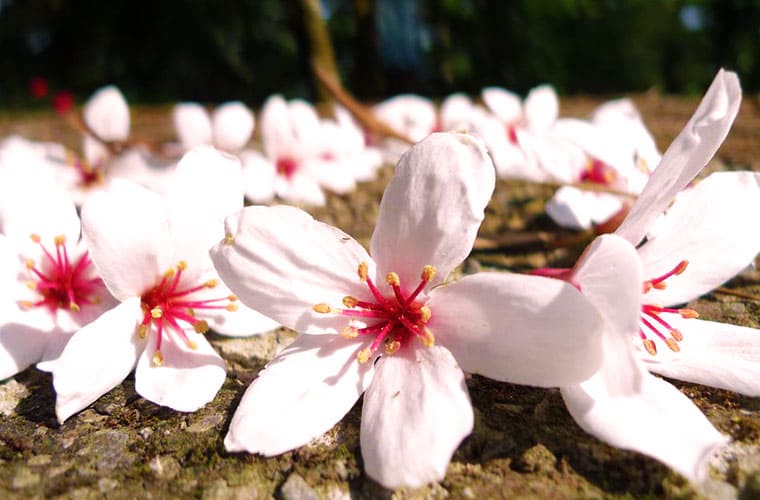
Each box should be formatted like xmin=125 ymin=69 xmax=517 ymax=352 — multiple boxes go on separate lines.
xmin=2 ymin=0 xmax=759 ymax=107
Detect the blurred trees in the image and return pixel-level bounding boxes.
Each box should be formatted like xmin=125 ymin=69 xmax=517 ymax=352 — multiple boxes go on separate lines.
xmin=1 ymin=0 xmax=759 ymax=107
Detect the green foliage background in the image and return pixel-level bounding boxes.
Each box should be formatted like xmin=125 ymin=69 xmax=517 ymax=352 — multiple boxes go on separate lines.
xmin=1 ymin=0 xmax=759 ymax=107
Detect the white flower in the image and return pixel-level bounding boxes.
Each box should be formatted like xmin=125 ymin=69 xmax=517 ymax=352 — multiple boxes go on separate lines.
xmin=372 ymin=94 xmax=439 ymax=164
xmin=0 ymin=167 xmax=116 ymax=379
xmin=211 ymin=132 xmax=605 ymax=489
xmin=47 ymin=147 xmax=278 ymax=423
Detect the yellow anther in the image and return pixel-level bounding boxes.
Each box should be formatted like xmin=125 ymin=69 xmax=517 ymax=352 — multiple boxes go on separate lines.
xmin=187 ymin=308 xmax=195 ymax=316
xmin=342 ymin=296 xmax=358 ymax=308
xmin=205 ymin=279 xmax=218 ymax=288
xmin=384 ymin=339 xmax=401 ymax=355
xmin=357 ymin=348 xmax=371 ymax=364
xmin=642 ymin=339 xmax=657 ymax=356
xmin=30 ymin=234 xmax=41 ymax=243
xmin=228 ymin=294 xmax=238 ymax=302
xmin=187 ymin=340 xmax=198 ymax=350
xmin=224 ymin=234 xmax=235 ymax=245
xmin=653 ymin=282 xmax=667 ymax=290
xmin=341 ymin=326 xmax=359 ymax=339
xmin=419 ymin=328 xmax=435 ymax=348
xmin=226 ymin=303 xmax=238 ymax=312
xmin=357 ymin=262 xmax=368 ymax=282
xmin=386 ymin=272 xmax=400 ymax=286
xmin=313 ymin=303 xmax=332 ymax=314
xmin=178 ymin=261 xmax=188 ymax=271
xmin=421 ymin=265 xmax=436 ymax=282
xmin=153 ymin=350 xmax=164 ymax=366
xmin=163 ymin=268 xmax=176 ymax=279
xmin=151 ymin=306 xmax=163 ymax=319
xmin=69 ymin=302 xmax=81 ymax=312
xmin=137 ymin=325 xmax=148 ymax=339
xmin=26 ymin=281 xmax=37 ymax=290
xmin=675 ymin=260 xmax=689 ymax=275
xmin=603 ymin=170 xmax=615 ymax=183
xmin=19 ymin=300 xmax=34 ymax=310
xmin=54 ymin=235 xmax=66 ymax=246
xmin=25 ymin=259 xmax=35 ymax=270
xmin=665 ymin=337 xmax=680 ymax=352
xmin=194 ymin=320 xmax=209 ymax=334
xmin=419 ymin=306 xmax=432 ymax=323
xmin=680 ymin=308 xmax=699 ymax=319
xmin=670 ymin=329 xmax=684 ymax=342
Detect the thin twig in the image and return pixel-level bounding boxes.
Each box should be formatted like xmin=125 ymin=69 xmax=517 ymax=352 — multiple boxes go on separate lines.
xmin=315 ymin=66 xmax=414 ymax=145
xmin=713 ymin=286 xmax=760 ymax=302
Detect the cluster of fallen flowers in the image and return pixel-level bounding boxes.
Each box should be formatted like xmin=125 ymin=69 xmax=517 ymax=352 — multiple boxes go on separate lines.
xmin=1 ymin=68 xmax=759 ymax=491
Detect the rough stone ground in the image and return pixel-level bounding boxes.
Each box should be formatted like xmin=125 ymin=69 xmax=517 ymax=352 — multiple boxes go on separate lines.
xmin=1 ymin=93 xmax=760 ymax=499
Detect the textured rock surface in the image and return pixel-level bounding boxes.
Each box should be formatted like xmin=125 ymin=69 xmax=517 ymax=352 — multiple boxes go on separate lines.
xmin=0 ymin=95 xmax=759 ymax=498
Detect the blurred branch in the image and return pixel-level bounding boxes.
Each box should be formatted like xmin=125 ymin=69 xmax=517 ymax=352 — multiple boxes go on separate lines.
xmin=296 ymin=0 xmax=340 ymax=103
xmin=315 ymin=66 xmax=414 ymax=144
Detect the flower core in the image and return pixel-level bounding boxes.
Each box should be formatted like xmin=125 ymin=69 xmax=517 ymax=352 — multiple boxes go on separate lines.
xmin=66 ymin=151 xmax=105 ymax=188
xmin=579 ymin=158 xmax=617 ymax=185
xmin=313 ymin=262 xmax=436 ymax=363
xmin=276 ymin=157 xmax=298 ymax=180
xmin=138 ymin=261 xmax=238 ymax=366
xmin=21 ymin=234 xmax=102 ymax=313
xmin=639 ymin=260 xmax=699 ymax=355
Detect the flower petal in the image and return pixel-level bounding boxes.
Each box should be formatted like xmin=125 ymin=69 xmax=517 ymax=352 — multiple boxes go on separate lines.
xmin=274 ymin=172 xmax=326 ymax=206
xmin=211 ymin=205 xmax=374 ymax=334
xmin=561 ymin=369 xmax=727 ymax=484
xmin=83 ymin=85 xmax=130 ymax=141
xmin=546 ymin=186 xmax=624 ymax=230
xmin=0 ymin=320 xmax=50 ymax=379
xmin=172 ymin=102 xmax=213 ymax=148
xmin=643 ymin=317 xmax=760 ymax=397
xmin=523 ymin=84 xmax=559 ymax=133
xmin=225 ymin=334 xmax=373 ymax=454
xmin=211 ymin=101 xmax=255 ymax=152
xmin=134 ymin=329 xmax=226 ymax=412
xmin=637 ymin=171 xmax=760 ymax=305
xmin=615 ymin=69 xmax=742 ymax=245
xmin=82 ymin=180 xmax=173 ymax=301
xmin=429 ymin=272 xmax=604 ymax=387
xmin=370 ymin=132 xmax=494 ymax=287
xmin=241 ymin=150 xmax=276 ymax=204
xmin=481 ymin=86 xmax=522 ymax=124
xmin=569 ymin=234 xmax=644 ymax=396
xmin=361 ymin=345 xmax=473 ymax=489
xmin=51 ymin=298 xmax=142 ymax=423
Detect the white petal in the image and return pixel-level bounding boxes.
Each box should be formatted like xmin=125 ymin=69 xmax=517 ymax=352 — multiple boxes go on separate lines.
xmin=0 ymin=321 xmax=50 ymax=379
xmin=429 ymin=272 xmax=604 ymax=387
xmin=212 ymin=101 xmax=255 ymax=152
xmin=260 ymin=95 xmax=291 ymax=160
xmin=225 ymin=334 xmax=373 ymax=454
xmin=81 ymin=180 xmax=173 ymax=301
xmin=207 ymin=301 xmax=280 ymax=337
xmin=373 ymin=95 xmax=437 ymax=141
xmin=370 ymin=132 xmax=494 ymax=287
xmin=637 ymin=171 xmax=760 ymax=305
xmin=615 ymin=69 xmax=742 ymax=245
xmin=440 ymin=93 xmax=475 ymax=130
xmin=644 ymin=317 xmax=760 ymax=397
xmin=167 ymin=147 xmax=244 ymax=266
xmin=172 ymin=102 xmax=213 ymax=148
xmin=51 ymin=298 xmax=142 ymax=423
xmin=481 ymin=86 xmax=522 ymax=124
xmin=241 ymin=150 xmax=276 ymax=204
xmin=83 ymin=85 xmax=130 ymax=141
xmin=569 ymin=234 xmax=644 ymax=396
xmin=211 ymin=205 xmax=374 ymax=334
xmin=545 ymin=186 xmax=623 ymax=230
xmin=361 ymin=345 xmax=473 ymax=489
xmin=135 ymin=329 xmax=226 ymax=412
xmin=561 ymin=370 xmax=727 ymax=484
xmin=274 ymin=171 xmax=326 ymax=206
xmin=524 ymin=84 xmax=559 ymax=133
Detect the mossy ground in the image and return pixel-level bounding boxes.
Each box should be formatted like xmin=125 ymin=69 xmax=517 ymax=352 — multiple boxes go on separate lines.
xmin=1 ymin=94 xmax=759 ymax=499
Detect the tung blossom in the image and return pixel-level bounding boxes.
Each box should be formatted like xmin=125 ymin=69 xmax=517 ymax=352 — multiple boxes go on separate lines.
xmin=211 ymin=132 xmax=605 ymax=489
xmin=47 ymin=147 xmax=278 ymax=423
xmin=0 ymin=168 xmax=116 ymax=379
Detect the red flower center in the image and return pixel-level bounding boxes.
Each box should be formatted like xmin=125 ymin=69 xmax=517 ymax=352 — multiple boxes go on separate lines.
xmin=138 ymin=261 xmax=238 ymax=365
xmin=21 ymin=234 xmax=102 ymax=313
xmin=314 ymin=262 xmax=436 ymax=363
xmin=639 ymin=260 xmax=699 ymax=355
xmin=579 ymin=158 xmax=617 ymax=186
xmin=276 ymin=157 xmax=299 ymax=180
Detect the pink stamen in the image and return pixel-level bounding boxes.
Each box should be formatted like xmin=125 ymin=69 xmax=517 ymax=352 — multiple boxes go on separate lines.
xmin=276 ymin=157 xmax=299 ymax=180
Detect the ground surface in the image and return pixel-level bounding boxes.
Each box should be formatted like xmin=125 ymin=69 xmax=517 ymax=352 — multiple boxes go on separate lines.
xmin=1 ymin=93 xmax=760 ymax=499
